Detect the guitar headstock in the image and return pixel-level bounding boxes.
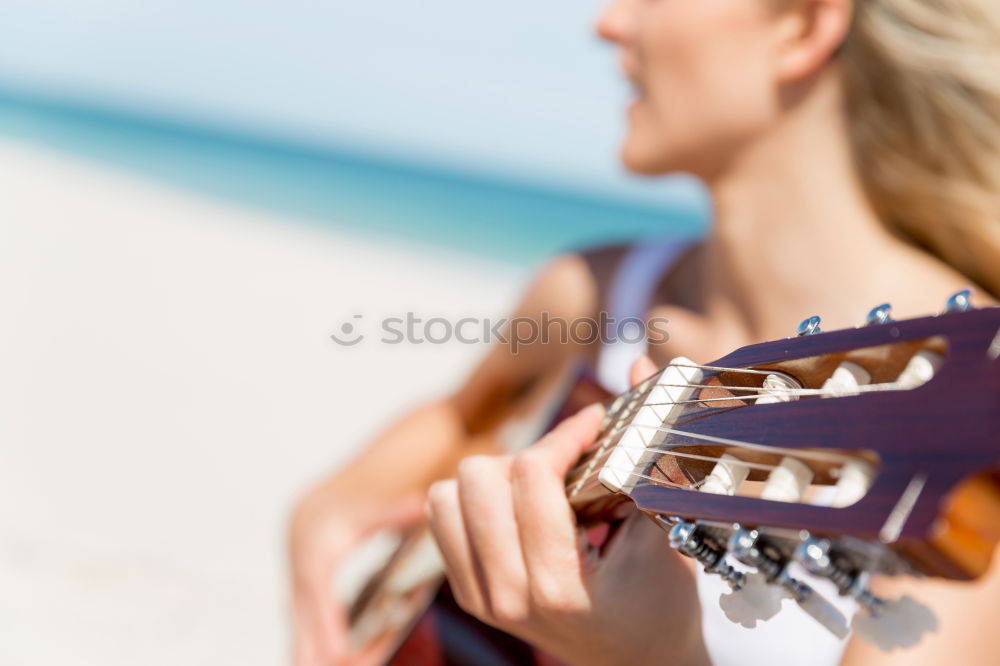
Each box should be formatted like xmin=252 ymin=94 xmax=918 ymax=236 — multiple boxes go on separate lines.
xmin=568 ymin=292 xmax=1000 ymax=649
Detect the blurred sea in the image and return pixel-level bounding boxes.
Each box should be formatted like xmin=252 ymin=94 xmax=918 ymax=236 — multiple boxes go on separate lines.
xmin=0 ymin=89 xmax=707 ymax=266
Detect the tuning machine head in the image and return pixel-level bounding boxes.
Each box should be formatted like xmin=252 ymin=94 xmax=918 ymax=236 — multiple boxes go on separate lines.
xmin=865 ymin=303 xmax=893 ymax=326
xmin=725 ymin=527 xmax=850 ymax=638
xmin=796 ymin=316 xmax=822 ymax=337
xmin=945 ymin=288 xmax=973 ymax=313
xmin=795 ymin=537 xmax=835 ymax=577
xmin=852 ymin=595 xmax=939 ymax=651
xmin=657 ymin=516 xmax=745 ymax=590
xmin=794 ymin=536 xmax=862 ymax=598
xmin=727 ymin=528 xmax=781 ymax=580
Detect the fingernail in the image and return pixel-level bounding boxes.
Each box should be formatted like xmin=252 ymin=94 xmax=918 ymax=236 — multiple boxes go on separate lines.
xmin=580 ymin=402 xmax=605 ymax=418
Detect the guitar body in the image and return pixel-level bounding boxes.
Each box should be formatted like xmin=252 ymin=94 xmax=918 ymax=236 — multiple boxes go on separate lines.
xmin=387 ymin=583 xmax=544 ymax=666
xmin=341 ymin=527 xmax=544 ymax=666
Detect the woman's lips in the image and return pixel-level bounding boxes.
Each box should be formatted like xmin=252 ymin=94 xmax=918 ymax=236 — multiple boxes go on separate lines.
xmin=629 ymin=84 xmax=644 ymax=107
xmin=626 ymin=78 xmax=645 ymax=111
xmin=620 ymin=53 xmax=644 ymax=114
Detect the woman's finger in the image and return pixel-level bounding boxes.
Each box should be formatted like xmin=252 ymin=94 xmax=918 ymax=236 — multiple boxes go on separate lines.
xmin=511 ymin=404 xmax=606 ymax=604
xmin=456 ymin=455 xmax=529 ymax=623
xmin=425 ymin=479 xmax=486 ymax=615
xmin=629 ymin=353 xmax=659 ymax=389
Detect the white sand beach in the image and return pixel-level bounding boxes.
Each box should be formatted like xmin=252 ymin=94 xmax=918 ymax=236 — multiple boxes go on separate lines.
xmin=0 ymin=138 xmax=527 ymax=665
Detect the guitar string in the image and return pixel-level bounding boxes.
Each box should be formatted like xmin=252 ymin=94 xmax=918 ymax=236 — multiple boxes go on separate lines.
xmin=567 ymin=422 xmax=694 ymax=495
xmin=567 ymin=421 xmax=748 ymax=496
xmin=566 ymin=416 xmax=853 ymax=494
xmin=636 ymin=447 xmax=781 ymax=472
xmin=643 ymin=381 xmax=901 ymax=397
xmin=667 ymin=361 xmax=778 ymax=376
xmin=572 ymin=468 xmax=704 ymax=494
xmin=568 ymin=419 xmax=714 ymax=494
xmin=628 ymin=422 xmax=853 ymax=463
xmin=566 ymin=353 xmax=936 ymax=499
xmin=630 ymin=357 xmax=920 ymax=397
xmin=645 ymin=394 xmax=797 ymax=408
xmin=605 ymin=372 xmax=886 ymax=437
xmin=570 ymin=417 xmax=785 ymax=489
xmin=622 ymin=362 xmax=787 ymax=397
xmin=646 ymin=380 xmax=906 ymax=403
xmin=596 ymin=360 xmax=799 ymax=425
xmin=645 ymin=381 xmax=802 ymax=394
xmin=646 ymin=393 xmax=817 ymax=407
xmin=565 ymin=416 xmax=659 ymax=490
xmin=566 ymin=380 xmax=847 ymax=479
xmin=575 ymin=468 xmax=701 ymax=492
xmin=565 ymin=358 xmax=885 ymax=487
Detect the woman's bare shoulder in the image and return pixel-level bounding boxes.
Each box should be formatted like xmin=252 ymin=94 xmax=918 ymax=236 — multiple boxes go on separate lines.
xmin=842 ymin=545 xmax=1000 ymax=665
xmin=447 ymin=253 xmax=604 ymax=429
xmin=522 ymin=253 xmax=600 ymax=321
xmin=527 ymin=241 xmax=638 ymax=320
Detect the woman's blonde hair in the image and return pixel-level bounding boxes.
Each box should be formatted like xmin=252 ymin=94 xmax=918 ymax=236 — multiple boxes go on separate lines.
xmin=840 ymin=0 xmax=1000 ymax=297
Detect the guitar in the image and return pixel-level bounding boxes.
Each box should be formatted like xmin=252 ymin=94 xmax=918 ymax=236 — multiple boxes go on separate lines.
xmin=343 ymin=292 xmax=1000 ymax=664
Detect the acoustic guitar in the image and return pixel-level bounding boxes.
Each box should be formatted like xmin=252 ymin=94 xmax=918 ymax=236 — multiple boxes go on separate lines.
xmin=343 ymin=292 xmax=1000 ymax=664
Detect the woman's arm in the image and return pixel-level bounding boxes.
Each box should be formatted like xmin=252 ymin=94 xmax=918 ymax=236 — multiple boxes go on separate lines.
xmin=288 ymin=254 xmax=599 ymax=665
xmin=841 ymin=548 xmax=1000 ymax=665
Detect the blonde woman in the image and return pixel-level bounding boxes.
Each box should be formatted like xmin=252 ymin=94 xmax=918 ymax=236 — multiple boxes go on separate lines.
xmin=289 ymin=0 xmax=1000 ymax=663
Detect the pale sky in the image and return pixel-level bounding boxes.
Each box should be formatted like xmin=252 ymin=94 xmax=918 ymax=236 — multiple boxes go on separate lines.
xmin=0 ymin=0 xmax=702 ymax=205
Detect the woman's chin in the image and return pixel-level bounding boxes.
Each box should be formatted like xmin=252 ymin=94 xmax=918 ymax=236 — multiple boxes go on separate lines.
xmin=619 ymin=141 xmax=671 ymax=176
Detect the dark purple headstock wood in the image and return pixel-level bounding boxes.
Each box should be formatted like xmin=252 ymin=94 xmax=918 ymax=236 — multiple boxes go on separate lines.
xmin=631 ymin=307 xmax=1000 ymax=550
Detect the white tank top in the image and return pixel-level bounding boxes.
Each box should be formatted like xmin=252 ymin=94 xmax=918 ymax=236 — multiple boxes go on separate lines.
xmin=594 ymin=236 xmax=855 ymax=666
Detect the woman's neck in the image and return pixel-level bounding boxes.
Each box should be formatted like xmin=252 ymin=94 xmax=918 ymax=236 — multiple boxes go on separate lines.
xmin=699 ymin=70 xmax=969 ymax=342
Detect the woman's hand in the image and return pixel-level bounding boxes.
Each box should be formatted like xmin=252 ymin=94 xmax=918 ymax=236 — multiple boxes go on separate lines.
xmin=425 ymin=402 xmax=710 ymax=666
xmin=288 ymin=485 xmax=422 ymax=666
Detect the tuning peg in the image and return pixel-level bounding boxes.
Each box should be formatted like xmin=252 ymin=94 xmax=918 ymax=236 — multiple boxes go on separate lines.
xmin=852 ymin=595 xmax=938 ymax=651
xmin=793 ymin=535 xmax=933 ymax=646
xmin=865 ymin=303 xmax=893 ymax=326
xmin=719 ymin=572 xmax=784 ymax=628
xmin=796 ymin=586 xmax=851 ymax=640
xmin=721 ymin=528 xmax=791 ymax=628
xmin=727 ymin=528 xmax=849 ymax=639
xmin=797 ymin=537 xmax=897 ymax=607
xmin=771 ymin=565 xmax=849 ymax=638
xmin=657 ymin=516 xmax=745 ymax=590
xmin=728 ymin=528 xmax=782 ymax=579
xmin=796 ymin=316 xmax=822 ymax=336
xmin=795 ymin=537 xmax=857 ymax=593
xmin=944 ymin=289 xmax=973 ymax=313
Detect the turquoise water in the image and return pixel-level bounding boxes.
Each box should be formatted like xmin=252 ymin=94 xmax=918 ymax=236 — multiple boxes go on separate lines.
xmin=0 ymin=89 xmax=707 ymax=265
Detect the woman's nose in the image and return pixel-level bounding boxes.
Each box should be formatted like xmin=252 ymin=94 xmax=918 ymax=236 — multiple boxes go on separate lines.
xmin=595 ymin=0 xmax=636 ymax=45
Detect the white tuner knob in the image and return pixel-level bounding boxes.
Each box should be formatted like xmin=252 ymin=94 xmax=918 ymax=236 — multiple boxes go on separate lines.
xmin=895 ymin=350 xmax=944 ymax=390
xmin=822 ymin=361 xmax=871 ymax=397
xmin=756 ymin=372 xmax=801 ymax=404
xmin=719 ymin=572 xmax=785 ymax=628
xmin=797 ymin=589 xmax=851 ymax=640
xmin=852 ymin=595 xmax=938 ymax=651
xmin=762 ymin=457 xmax=813 ymax=503
xmin=831 ymin=459 xmax=876 ymax=508
xmin=700 ymin=454 xmax=750 ymax=496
